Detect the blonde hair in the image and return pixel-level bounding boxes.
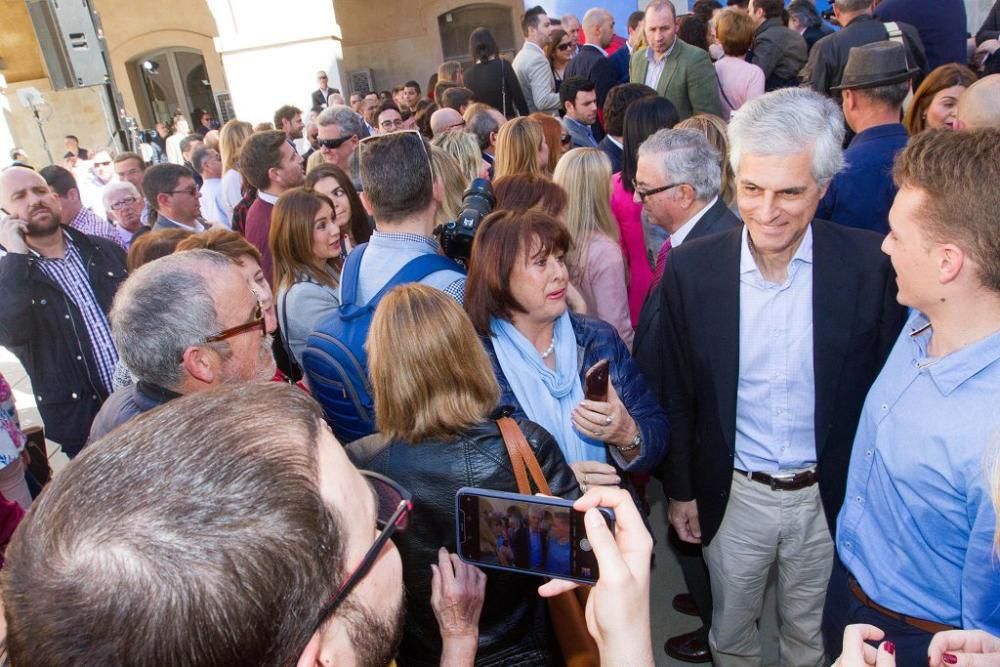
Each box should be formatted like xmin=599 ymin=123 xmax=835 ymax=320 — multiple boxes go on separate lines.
xmin=463 ymin=102 xmax=493 ymax=124
xmin=552 ymin=148 xmax=619 ymax=277
xmin=494 ymin=117 xmax=546 ymax=180
xmin=368 ymin=284 xmax=499 ymax=442
xmin=676 ymin=114 xmax=736 ymax=207
xmin=430 ymin=146 xmax=468 ymax=228
xmin=432 ymin=131 xmax=482 ymax=184
xmin=219 ymin=120 xmax=254 ymax=174
xmin=268 ymin=187 xmax=341 ymax=291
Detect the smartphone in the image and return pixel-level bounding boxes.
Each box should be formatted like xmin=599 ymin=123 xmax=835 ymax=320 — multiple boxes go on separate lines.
xmin=456 ymin=487 xmax=614 ymax=584
xmin=584 ymin=359 xmax=610 ymax=402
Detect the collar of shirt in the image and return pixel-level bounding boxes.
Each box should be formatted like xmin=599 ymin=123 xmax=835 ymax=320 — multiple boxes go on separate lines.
xmin=369 ymin=230 xmax=443 ymax=254
xmin=740 ymin=224 xmax=813 ymax=282
xmin=906 ymin=313 xmax=1000 ymax=396
xmin=160 ymin=216 xmax=205 ymax=233
xmin=257 ymin=191 xmax=280 ymax=205
xmin=564 ymin=115 xmax=593 ymax=134
xmin=525 ymin=41 xmax=546 ymax=56
xmin=70 ymin=207 xmax=98 ymax=228
xmin=28 ymin=230 xmax=74 ymax=261
xmin=647 ymin=39 xmax=677 ymax=64
xmin=671 ymin=196 xmax=719 ymax=247
xmin=607 ymin=135 xmax=623 ymax=149
xmin=849 ymin=122 xmax=908 ymax=148
xmin=585 ymin=43 xmax=609 ymax=58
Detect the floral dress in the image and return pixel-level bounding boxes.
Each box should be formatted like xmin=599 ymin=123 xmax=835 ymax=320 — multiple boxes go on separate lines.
xmin=0 ymin=374 xmax=26 ymax=468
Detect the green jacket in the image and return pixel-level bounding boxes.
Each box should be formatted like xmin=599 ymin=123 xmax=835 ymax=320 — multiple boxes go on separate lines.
xmin=629 ymin=40 xmax=722 ymax=120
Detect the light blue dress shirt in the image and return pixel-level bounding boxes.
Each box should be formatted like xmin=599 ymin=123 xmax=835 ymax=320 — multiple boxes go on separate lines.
xmin=355 ymin=231 xmax=465 ymax=304
xmin=735 ymin=225 xmax=817 ymax=473
xmin=837 ymin=311 xmax=1000 ymax=632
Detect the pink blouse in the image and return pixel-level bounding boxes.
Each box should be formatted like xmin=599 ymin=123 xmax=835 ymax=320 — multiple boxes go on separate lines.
xmin=714 ymin=56 xmax=765 ymax=121
xmin=609 ymin=173 xmax=654 ymax=326
xmin=575 ymin=232 xmax=634 ymax=349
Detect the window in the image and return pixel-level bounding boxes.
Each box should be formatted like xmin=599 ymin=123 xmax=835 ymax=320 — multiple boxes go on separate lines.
xmin=438 ymin=4 xmax=516 ymax=65
xmin=132 ymin=49 xmax=215 ymax=127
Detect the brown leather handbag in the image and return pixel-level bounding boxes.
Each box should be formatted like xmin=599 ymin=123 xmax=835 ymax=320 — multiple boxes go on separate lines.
xmin=496 ymin=417 xmax=599 ymax=667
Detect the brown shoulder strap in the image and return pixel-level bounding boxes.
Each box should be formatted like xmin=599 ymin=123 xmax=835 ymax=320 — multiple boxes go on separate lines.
xmin=498 ymin=417 xmax=532 ymax=494
xmin=498 ymin=417 xmax=553 ymax=496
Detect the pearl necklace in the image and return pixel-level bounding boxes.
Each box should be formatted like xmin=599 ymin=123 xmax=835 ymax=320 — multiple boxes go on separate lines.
xmin=540 ymin=335 xmax=556 ymax=359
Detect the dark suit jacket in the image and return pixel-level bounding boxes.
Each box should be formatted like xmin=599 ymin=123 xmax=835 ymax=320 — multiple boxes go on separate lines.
xmin=311 ymin=88 xmax=332 ymax=110
xmin=564 ymin=44 xmax=618 ymax=108
xmin=609 ymin=45 xmax=631 ymax=84
xmin=634 ymin=197 xmax=741 ymax=401
xmin=597 ymin=135 xmax=622 ymax=174
xmin=649 ymin=220 xmax=905 ymax=545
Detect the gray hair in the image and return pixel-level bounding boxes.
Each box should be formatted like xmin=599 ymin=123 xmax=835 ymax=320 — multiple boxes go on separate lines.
xmin=101 ymin=181 xmax=140 ymax=210
xmin=638 ymin=128 xmax=722 ymax=200
xmin=834 ymin=0 xmax=873 ymax=13
xmin=316 ymin=105 xmax=365 ymax=138
xmin=110 ymin=249 xmax=236 ymax=389
xmin=728 ymin=88 xmax=845 ymax=187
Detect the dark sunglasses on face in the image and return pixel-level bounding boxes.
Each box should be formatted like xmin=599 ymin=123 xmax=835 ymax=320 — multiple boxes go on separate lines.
xmin=319 ymin=135 xmax=355 ymax=150
xmin=94 ymin=161 xmax=112 ymax=167
xmin=557 ymin=42 xmax=573 ymax=51
xmin=312 ymin=471 xmax=412 ymax=631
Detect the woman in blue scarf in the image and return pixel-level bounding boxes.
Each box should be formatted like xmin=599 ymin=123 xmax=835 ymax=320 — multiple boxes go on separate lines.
xmin=465 ymin=209 xmax=669 ymax=493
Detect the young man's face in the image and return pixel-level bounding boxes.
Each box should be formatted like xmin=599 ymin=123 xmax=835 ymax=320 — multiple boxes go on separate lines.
xmin=402 ymin=86 xmax=420 ymax=108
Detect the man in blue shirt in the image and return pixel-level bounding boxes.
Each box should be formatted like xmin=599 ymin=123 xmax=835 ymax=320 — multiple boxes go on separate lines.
xmin=823 ymin=128 xmax=1000 ymax=664
xmin=560 ymin=77 xmax=600 ymax=149
xmin=818 ymin=41 xmax=915 ymax=234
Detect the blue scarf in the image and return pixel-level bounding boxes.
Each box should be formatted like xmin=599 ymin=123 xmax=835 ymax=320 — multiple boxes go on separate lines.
xmin=490 ymin=312 xmax=605 ymax=464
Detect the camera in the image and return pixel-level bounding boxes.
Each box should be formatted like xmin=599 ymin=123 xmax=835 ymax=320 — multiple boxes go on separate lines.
xmin=438 ymin=178 xmax=495 ymax=268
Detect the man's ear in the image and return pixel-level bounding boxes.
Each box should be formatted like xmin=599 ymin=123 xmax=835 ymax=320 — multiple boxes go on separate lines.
xmin=938 ymin=243 xmax=966 ymax=286
xmin=359 ymin=190 xmax=374 ymax=216
xmin=181 ymin=346 xmax=218 ymax=386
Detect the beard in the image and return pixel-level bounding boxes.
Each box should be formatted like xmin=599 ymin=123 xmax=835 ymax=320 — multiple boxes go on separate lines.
xmin=218 ymin=334 xmax=276 ymax=383
xmin=26 ymin=205 xmax=61 ymax=236
xmin=343 ymin=592 xmax=406 ymax=667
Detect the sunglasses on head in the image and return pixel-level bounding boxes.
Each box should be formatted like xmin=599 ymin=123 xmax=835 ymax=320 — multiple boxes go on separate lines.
xmin=319 ymin=135 xmax=355 ymax=150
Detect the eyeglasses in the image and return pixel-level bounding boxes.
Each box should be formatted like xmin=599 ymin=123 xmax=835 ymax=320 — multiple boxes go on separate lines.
xmin=110 ymin=196 xmax=139 ymax=211
xmin=205 ymin=301 xmax=265 ymax=343
xmin=168 ymin=186 xmax=199 ymax=197
xmin=379 ymin=118 xmax=405 ymax=130
xmin=319 ymin=135 xmax=356 ymax=150
xmin=557 ymin=42 xmax=573 ymax=51
xmin=445 ymin=120 xmax=467 ymax=131
xmin=94 ymin=161 xmax=112 ymax=167
xmin=312 ymin=471 xmax=412 ymax=631
xmin=633 ymin=181 xmax=687 ymax=203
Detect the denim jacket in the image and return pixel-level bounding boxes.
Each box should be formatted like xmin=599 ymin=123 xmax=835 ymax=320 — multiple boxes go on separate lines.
xmin=483 ymin=313 xmax=669 ymax=475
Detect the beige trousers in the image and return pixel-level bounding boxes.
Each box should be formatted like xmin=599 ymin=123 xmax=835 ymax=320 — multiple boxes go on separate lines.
xmin=703 ymin=471 xmax=833 ymax=667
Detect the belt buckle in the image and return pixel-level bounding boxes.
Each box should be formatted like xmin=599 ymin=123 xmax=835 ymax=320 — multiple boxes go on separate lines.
xmin=770 ymin=473 xmax=795 ymax=491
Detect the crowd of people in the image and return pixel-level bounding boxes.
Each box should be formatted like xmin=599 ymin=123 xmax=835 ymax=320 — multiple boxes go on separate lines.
xmin=1 ymin=0 xmax=1000 ymax=665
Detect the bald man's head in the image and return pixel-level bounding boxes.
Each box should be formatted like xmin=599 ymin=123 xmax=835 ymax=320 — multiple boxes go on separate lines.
xmin=0 ymin=167 xmax=62 ymax=237
xmin=955 ymin=75 xmax=1000 ymax=130
xmin=582 ymin=8 xmax=615 ymax=48
xmin=430 ymin=108 xmax=466 ymax=137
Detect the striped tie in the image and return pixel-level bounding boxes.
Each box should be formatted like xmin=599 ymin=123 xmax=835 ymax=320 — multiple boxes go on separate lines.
xmin=653 ymin=236 xmax=673 ymax=285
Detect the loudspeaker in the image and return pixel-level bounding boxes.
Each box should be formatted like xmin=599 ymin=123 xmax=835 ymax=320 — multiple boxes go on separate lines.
xmin=25 ymin=0 xmax=110 ymax=90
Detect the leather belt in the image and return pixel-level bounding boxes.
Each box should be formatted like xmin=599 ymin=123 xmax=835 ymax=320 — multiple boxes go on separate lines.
xmin=848 ymin=575 xmax=955 ymax=635
xmin=735 ymin=468 xmax=817 ymax=491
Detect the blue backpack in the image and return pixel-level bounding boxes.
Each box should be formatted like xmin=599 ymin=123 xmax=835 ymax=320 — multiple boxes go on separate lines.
xmin=302 ymin=243 xmax=463 ymax=443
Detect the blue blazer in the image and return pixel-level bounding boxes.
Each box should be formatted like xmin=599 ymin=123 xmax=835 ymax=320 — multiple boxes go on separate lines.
xmin=483 ymin=313 xmax=669 ymax=476
xmin=597 ymin=136 xmax=623 ymax=174
xmin=564 ymin=44 xmax=618 ymax=107
xmin=609 ymin=45 xmax=631 ymax=84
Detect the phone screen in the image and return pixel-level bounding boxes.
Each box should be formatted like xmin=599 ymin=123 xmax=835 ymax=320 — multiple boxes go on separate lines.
xmin=456 ymin=488 xmax=612 ymax=583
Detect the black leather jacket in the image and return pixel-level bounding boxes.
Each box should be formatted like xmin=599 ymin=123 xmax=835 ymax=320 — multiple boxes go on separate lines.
xmin=347 ymin=416 xmax=579 ymax=667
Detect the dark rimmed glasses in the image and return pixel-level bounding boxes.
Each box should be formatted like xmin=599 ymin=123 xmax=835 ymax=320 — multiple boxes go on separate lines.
xmin=313 ymin=471 xmax=412 ymax=632
xmin=633 ymin=180 xmax=687 ymax=203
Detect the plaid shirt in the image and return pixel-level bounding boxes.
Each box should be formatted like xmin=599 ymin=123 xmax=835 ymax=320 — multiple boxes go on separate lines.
xmin=32 ymin=234 xmax=119 ymax=393
xmin=69 ymin=208 xmax=128 ymax=251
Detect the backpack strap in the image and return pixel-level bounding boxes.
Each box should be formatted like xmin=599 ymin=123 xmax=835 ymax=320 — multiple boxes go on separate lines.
xmin=367 ymin=253 xmax=464 ymax=305
xmin=339 ymin=243 xmax=368 ymax=306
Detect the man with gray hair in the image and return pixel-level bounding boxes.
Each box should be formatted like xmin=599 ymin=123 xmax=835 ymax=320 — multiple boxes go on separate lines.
xmin=649 ymin=88 xmax=905 ymax=666
xmin=632 ymin=127 xmax=741 ymax=664
xmin=802 ymin=0 xmax=928 ymax=99
xmin=102 ymin=181 xmax=149 ymax=249
xmin=316 ymin=105 xmax=367 ymax=171
xmin=88 ymin=249 xmax=275 ymax=441
xmin=466 ymin=105 xmax=506 ymax=178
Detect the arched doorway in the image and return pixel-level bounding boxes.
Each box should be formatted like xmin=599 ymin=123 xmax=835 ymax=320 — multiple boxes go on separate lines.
xmin=438 ymin=4 xmax=516 ymax=65
xmin=130 ymin=48 xmax=216 ymax=126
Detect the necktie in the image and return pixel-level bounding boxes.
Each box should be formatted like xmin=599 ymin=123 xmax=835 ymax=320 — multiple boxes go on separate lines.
xmin=653 ymin=236 xmax=673 ymax=285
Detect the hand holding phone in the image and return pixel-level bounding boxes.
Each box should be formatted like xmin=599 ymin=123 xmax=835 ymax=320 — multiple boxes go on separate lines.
xmin=0 ymin=215 xmax=30 ymax=255
xmin=538 ymin=487 xmax=654 ymax=666
xmin=584 ymin=359 xmax=609 ymax=402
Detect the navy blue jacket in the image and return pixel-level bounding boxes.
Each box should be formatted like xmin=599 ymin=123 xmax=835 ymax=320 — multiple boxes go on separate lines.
xmin=597 ymin=136 xmax=623 ymax=174
xmin=0 ymin=228 xmax=127 ymax=456
xmin=609 ymin=45 xmax=631 ymax=84
xmin=875 ymin=0 xmax=968 ymax=69
xmin=564 ymin=44 xmax=618 ymax=108
xmin=817 ymin=123 xmax=908 ymax=235
xmin=482 ymin=313 xmax=669 ymax=476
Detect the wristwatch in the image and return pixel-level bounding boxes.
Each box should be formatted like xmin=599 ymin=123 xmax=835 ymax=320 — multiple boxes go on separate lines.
xmin=617 ymin=431 xmax=641 ymax=452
